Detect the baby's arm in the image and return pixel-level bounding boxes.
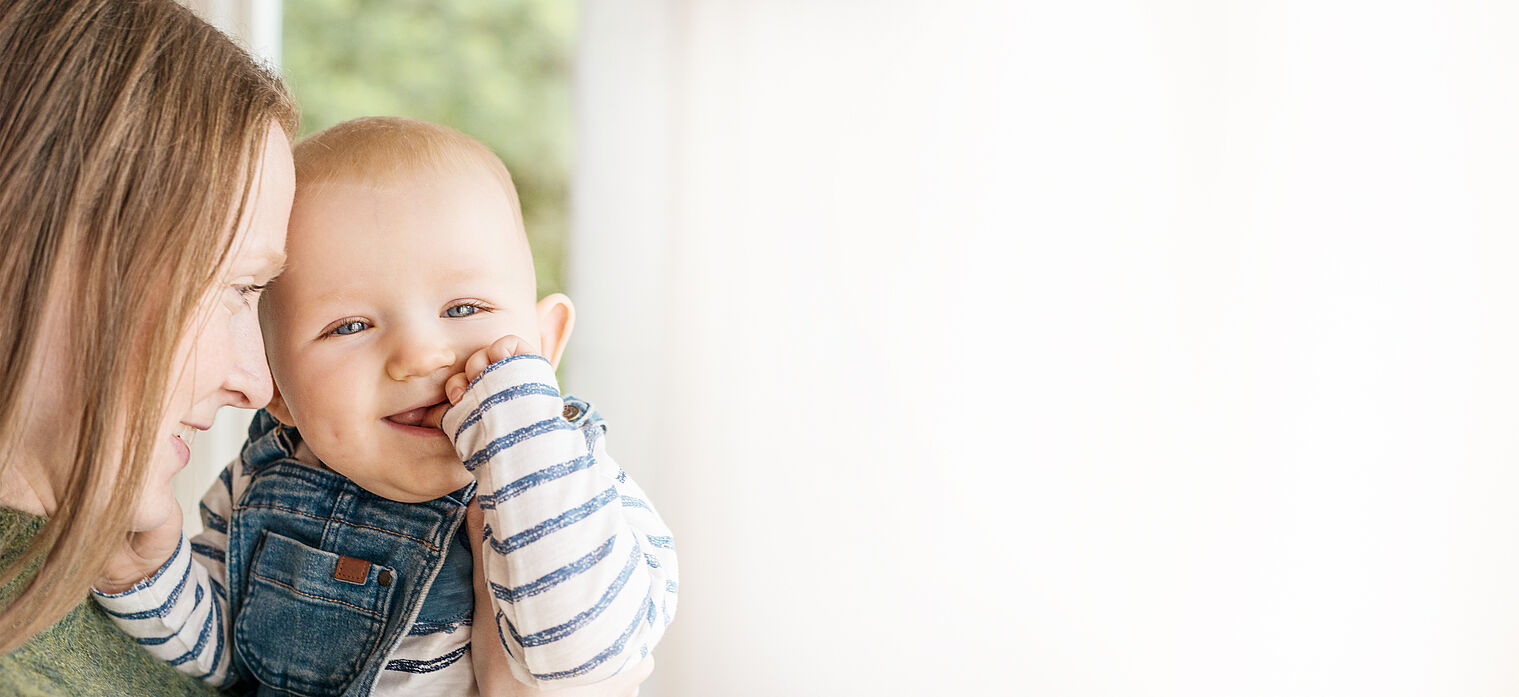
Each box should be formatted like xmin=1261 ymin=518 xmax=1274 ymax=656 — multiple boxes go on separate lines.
xmin=91 ymin=463 xmax=241 ymax=685
xmin=442 ymin=336 xmax=679 ymax=689
xmin=467 ymin=501 xmax=657 ymax=697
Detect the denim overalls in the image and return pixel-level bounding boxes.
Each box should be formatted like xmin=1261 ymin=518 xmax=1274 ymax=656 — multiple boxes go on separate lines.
xmin=221 ymin=410 xmax=476 ymax=697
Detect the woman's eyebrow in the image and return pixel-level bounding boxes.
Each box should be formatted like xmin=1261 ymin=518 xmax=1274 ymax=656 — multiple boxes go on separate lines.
xmin=247 ymin=248 xmax=288 ymax=279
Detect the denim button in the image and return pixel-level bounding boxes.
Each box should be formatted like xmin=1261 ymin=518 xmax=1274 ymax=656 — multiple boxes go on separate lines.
xmin=377 ymin=569 xmax=393 ymax=587
xmin=562 ymin=404 xmax=581 ymax=421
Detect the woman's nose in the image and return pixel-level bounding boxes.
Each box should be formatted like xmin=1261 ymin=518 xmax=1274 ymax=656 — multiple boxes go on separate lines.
xmin=225 ymin=312 xmax=274 ymax=409
xmin=386 ymin=332 xmax=456 ymax=381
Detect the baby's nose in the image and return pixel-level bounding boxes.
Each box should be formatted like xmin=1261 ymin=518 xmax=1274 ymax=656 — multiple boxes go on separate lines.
xmin=386 ymin=338 xmax=456 ymax=381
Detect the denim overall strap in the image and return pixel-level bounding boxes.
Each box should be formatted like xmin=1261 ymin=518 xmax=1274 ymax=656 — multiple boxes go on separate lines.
xmin=224 ymin=413 xmax=472 ymax=697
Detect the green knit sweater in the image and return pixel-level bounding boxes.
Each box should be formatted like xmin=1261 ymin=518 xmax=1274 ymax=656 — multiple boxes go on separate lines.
xmin=0 ymin=509 xmax=224 ymax=697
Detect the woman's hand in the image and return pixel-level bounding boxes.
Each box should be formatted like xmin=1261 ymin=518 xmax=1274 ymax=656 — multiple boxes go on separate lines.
xmin=92 ymin=498 xmax=185 ymax=594
xmin=466 ymin=499 xmax=654 ymax=697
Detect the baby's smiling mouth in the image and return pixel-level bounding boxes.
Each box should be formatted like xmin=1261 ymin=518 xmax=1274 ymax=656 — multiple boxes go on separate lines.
xmin=386 ymin=400 xmax=450 ymax=431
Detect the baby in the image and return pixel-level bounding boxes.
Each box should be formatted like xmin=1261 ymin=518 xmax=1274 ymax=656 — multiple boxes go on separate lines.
xmin=95 ymin=117 xmax=678 ymax=696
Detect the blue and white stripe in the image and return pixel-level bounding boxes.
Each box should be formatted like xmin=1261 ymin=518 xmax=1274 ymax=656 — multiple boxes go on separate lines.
xmin=443 ymin=355 xmax=678 ymax=689
xmin=94 ymin=507 xmax=234 ymax=685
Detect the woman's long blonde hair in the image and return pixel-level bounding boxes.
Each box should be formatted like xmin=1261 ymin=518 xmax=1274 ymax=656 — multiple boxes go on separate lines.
xmin=0 ymin=0 xmax=296 ymax=651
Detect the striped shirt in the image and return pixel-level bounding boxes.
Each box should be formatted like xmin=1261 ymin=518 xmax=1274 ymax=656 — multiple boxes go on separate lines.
xmin=94 ymin=354 xmax=678 ymax=694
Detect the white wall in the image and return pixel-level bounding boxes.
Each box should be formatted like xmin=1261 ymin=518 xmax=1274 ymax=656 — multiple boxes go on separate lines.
xmin=571 ymin=1 xmax=1519 ymax=695
xmin=180 ymin=0 xmax=280 ymax=64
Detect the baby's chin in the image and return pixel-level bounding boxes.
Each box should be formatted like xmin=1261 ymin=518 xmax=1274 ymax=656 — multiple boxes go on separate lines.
xmin=302 ymin=442 xmax=474 ymax=502
xmin=383 ymin=481 xmax=473 ymax=503
xmin=352 ymin=464 xmax=475 ymax=503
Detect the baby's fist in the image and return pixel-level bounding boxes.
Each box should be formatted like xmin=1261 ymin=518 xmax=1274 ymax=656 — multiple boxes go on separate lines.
xmin=446 ymin=334 xmax=540 ymax=404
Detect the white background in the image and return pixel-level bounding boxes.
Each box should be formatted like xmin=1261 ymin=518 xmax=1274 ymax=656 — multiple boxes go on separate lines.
xmin=186 ymin=1 xmax=1519 ymax=694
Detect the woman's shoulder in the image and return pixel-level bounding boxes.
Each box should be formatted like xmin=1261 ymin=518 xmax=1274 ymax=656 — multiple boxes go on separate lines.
xmin=0 ymin=597 xmax=226 ymax=697
xmin=0 ymin=509 xmax=224 ymax=697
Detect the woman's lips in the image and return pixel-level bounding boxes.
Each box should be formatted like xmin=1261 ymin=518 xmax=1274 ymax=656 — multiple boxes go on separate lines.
xmin=168 ymin=425 xmax=199 ymax=467
xmin=170 ymin=433 xmax=191 ymax=467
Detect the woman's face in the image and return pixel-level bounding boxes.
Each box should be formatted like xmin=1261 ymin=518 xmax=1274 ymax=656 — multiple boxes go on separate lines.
xmin=133 ymin=126 xmax=295 ymax=530
xmin=8 ymin=125 xmax=293 ymax=528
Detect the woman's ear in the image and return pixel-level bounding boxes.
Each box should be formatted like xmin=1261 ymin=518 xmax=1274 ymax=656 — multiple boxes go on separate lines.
xmin=535 ymin=293 xmax=576 ymax=369
xmin=265 ymin=380 xmax=296 ymax=427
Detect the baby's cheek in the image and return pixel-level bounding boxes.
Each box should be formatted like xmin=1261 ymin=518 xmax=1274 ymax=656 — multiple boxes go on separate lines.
xmin=307 ymin=421 xmax=362 ymax=466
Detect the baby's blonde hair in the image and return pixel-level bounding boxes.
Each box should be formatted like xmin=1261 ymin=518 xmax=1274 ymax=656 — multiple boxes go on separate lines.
xmin=293 ymin=116 xmax=525 ymax=233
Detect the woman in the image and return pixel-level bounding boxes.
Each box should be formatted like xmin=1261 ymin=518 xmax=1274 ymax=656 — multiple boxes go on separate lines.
xmin=0 ymin=2 xmax=651 ymax=695
xmin=0 ymin=0 xmax=297 ymax=693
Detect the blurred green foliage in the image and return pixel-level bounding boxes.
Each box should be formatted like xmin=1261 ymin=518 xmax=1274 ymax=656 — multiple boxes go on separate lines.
xmin=282 ymin=0 xmax=574 ymax=296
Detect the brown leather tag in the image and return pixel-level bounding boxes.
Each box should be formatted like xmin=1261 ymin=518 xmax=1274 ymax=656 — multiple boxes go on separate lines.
xmin=334 ymin=555 xmax=371 ymax=584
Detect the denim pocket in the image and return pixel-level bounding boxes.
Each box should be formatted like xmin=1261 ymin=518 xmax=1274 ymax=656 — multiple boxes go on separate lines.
xmin=235 ymin=531 xmax=395 ymax=697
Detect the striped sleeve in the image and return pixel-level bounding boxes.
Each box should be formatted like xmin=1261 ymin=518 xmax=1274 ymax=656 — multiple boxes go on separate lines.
xmin=442 ymin=355 xmax=679 ymax=688
xmin=91 ymin=459 xmax=243 ymax=686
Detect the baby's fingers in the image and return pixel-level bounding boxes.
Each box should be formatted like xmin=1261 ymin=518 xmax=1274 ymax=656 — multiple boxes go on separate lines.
xmin=445 ymin=371 xmax=470 ymax=405
xmin=452 ymin=335 xmax=543 ymax=404
xmin=464 ymin=345 xmax=493 ymax=384
xmin=485 ymin=334 xmax=539 ymax=364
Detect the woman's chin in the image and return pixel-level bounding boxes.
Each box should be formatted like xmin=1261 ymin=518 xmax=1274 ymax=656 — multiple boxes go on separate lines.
xmin=127 ymin=487 xmax=179 ymax=533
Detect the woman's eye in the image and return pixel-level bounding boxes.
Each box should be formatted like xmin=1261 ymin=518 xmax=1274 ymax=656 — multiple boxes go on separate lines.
xmin=230 ymin=283 xmax=267 ymax=307
xmin=237 ymin=283 xmax=268 ymax=299
xmin=330 ymin=320 xmax=370 ymax=336
xmin=444 ymin=303 xmax=482 ymax=318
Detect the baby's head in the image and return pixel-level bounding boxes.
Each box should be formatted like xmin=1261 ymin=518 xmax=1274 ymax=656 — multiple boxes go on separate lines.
xmin=260 ymin=116 xmax=573 ymax=502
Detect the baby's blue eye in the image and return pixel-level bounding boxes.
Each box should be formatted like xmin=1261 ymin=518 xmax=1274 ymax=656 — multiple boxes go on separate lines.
xmin=331 ymin=320 xmax=369 ymax=336
xmin=444 ymin=304 xmax=481 ymax=318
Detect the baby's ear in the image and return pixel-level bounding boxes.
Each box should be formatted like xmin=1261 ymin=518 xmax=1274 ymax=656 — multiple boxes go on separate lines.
xmin=535 ymin=293 xmax=576 ymax=369
xmin=265 ymin=380 xmax=297 ymax=427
